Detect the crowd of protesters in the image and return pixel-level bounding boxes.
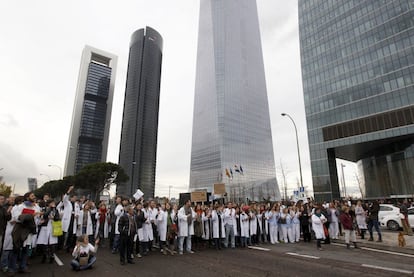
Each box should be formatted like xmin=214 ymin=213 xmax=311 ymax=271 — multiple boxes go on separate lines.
xmin=0 ymin=185 xmax=412 ymax=275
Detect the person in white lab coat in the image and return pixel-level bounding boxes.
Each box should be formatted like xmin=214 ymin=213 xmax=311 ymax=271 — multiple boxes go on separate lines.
xmin=37 ymin=200 xmax=60 ymax=264
xmin=177 ymin=200 xmax=196 ymax=254
xmin=111 ymin=196 xmax=125 ymax=254
xmin=60 ymin=185 xmax=80 ymax=252
xmin=312 ymin=207 xmax=327 ymax=250
xmin=77 ymin=202 xmax=94 ymax=244
xmin=211 ymin=203 xmax=225 ymax=250
xmin=156 ymin=203 xmax=168 ymax=255
xmin=240 ymin=206 xmax=250 ymax=248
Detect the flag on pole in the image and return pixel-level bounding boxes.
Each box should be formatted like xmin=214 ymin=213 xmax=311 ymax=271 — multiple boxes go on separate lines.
xmin=230 ymin=168 xmax=233 ymax=178
xmin=240 ymin=165 xmax=244 ymax=175
xmin=225 ymin=168 xmax=231 ymax=178
xmin=234 ymin=164 xmax=240 ymax=173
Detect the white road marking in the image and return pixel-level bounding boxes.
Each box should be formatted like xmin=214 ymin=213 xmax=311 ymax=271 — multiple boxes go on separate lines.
xmin=361 ymin=264 xmax=413 ymax=274
xmin=286 ymin=252 xmax=320 ymax=259
xmin=248 ymin=246 xmax=271 ymax=251
xmin=53 ymin=254 xmax=64 ymax=266
xmin=331 ymin=242 xmax=414 ymax=258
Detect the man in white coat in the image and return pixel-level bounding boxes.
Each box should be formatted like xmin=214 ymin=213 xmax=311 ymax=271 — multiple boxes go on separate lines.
xmin=60 ymin=185 xmax=80 ymax=252
xmin=111 ymin=196 xmax=125 ymax=254
xmin=177 ymin=200 xmax=196 ymax=255
xmin=223 ymin=202 xmax=236 ymax=249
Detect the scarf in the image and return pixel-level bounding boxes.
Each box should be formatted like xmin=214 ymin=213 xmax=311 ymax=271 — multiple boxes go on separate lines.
xmin=99 ymin=208 xmax=107 ymax=224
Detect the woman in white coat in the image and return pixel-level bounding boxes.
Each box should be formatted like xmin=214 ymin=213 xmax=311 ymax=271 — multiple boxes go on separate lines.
xmin=77 ymin=203 xmax=94 ymax=244
xmin=355 ymin=201 xmax=367 ymax=239
xmin=142 ymin=202 xmax=154 ymax=245
xmin=202 ymin=207 xmax=211 ymax=242
xmin=37 ymin=200 xmax=60 ymax=263
xmin=211 ymin=204 xmax=225 ymax=250
xmin=156 ymin=203 xmax=168 ymax=254
xmin=312 ymin=207 xmax=327 ymax=250
xmin=95 ymin=202 xmax=110 ymax=245
xmin=240 ymin=206 xmax=250 ymax=248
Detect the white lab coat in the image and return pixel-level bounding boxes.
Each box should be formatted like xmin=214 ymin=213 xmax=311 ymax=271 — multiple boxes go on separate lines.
xmin=141 ymin=208 xmax=153 ymax=241
xmin=3 ymin=205 xmax=21 ymax=250
xmin=211 ymin=210 xmax=225 ymax=239
xmin=113 ymin=204 xmax=124 ymax=235
xmin=157 ymin=209 xmax=167 ymax=242
xmin=240 ymin=212 xmax=250 ymax=238
xmin=311 ymin=214 xmax=327 ymax=240
xmin=95 ymin=210 xmax=110 ymax=238
xmin=177 ymin=206 xmax=196 ymax=237
xmin=201 ymin=212 xmax=211 ymax=240
xmin=77 ymin=210 xmax=94 ymax=236
xmin=249 ymin=212 xmax=257 ymax=235
xmin=60 ymin=194 xmax=80 ymax=234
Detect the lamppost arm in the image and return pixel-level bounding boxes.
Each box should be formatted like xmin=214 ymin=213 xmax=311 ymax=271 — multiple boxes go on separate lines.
xmin=48 ymin=164 xmax=62 ymax=179
xmin=281 ymin=113 xmax=304 ymax=190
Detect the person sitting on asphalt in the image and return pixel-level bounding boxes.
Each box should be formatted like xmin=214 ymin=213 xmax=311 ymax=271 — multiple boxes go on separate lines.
xmin=71 ymin=234 xmax=99 ymax=271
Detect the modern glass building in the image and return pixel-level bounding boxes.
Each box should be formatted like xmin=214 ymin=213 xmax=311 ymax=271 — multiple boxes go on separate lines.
xmin=64 ymin=46 xmax=117 ymax=176
xmin=298 ymin=0 xmax=414 ymax=201
xmin=189 ymin=0 xmax=280 ymax=201
xmin=117 ymin=27 xmax=163 ymax=199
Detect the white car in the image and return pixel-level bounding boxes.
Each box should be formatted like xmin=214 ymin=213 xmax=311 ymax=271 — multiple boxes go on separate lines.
xmin=407 ymin=207 xmax=414 ymax=228
xmin=378 ymin=204 xmax=402 ymax=231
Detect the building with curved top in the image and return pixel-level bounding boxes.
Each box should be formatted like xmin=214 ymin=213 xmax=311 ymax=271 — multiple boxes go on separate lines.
xmin=117 ymin=27 xmax=163 ymax=199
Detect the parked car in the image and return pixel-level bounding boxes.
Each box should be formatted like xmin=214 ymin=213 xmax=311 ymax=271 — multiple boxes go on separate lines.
xmin=408 ymin=207 xmax=414 ymax=228
xmin=378 ymin=204 xmax=402 ymax=231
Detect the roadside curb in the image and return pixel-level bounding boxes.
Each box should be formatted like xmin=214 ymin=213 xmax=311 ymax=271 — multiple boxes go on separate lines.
xmin=334 ymin=238 xmax=414 ymax=255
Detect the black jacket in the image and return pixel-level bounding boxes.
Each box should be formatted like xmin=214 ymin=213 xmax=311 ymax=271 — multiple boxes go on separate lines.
xmin=12 ymin=214 xmax=36 ymax=250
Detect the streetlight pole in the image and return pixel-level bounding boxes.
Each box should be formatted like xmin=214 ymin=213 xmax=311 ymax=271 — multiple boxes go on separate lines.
xmin=40 ymin=173 xmax=51 ymax=181
xmin=130 ymin=161 xmax=136 ymax=197
xmin=281 ymin=113 xmax=304 ymax=192
xmin=169 ymin=185 xmax=172 ymax=199
xmin=341 ymin=163 xmax=347 ymax=198
xmin=48 ymin=164 xmax=62 ymax=179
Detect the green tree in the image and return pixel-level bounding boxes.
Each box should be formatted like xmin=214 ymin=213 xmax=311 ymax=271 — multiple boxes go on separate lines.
xmin=34 ymin=176 xmax=75 ymax=199
xmin=75 ymin=162 xmax=128 ymax=201
xmin=0 ymin=182 xmax=12 ymax=197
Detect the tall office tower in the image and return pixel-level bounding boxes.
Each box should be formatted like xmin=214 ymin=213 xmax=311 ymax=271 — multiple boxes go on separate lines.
xmin=189 ymin=0 xmax=280 ymax=201
xmin=117 ymin=27 xmax=163 ymax=198
xmin=299 ymin=1 xmax=414 ymax=201
xmin=64 ymin=46 xmax=117 ymax=176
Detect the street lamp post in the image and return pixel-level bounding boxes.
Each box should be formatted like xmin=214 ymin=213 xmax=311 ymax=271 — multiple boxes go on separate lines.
xmin=48 ymin=164 xmax=62 ymax=179
xmin=168 ymin=185 xmax=173 ymax=199
xmin=341 ymin=163 xmax=347 ymax=198
xmin=40 ymin=173 xmax=51 ymax=181
xmin=281 ymin=113 xmax=304 ymax=192
xmin=130 ymin=161 xmax=136 ymax=196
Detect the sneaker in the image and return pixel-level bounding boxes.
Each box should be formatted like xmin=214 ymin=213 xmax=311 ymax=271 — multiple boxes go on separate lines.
xmin=178 ymin=251 xmax=183 ymax=255
xmin=377 ymin=239 xmax=382 ymax=242
xmin=368 ymin=238 xmax=373 ymax=241
xmin=136 ymin=254 xmax=142 ymax=258
xmin=187 ymin=250 xmax=194 ymax=254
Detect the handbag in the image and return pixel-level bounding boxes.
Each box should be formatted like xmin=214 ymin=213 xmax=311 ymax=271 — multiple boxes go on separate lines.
xmin=52 ymin=220 xmax=63 ymax=237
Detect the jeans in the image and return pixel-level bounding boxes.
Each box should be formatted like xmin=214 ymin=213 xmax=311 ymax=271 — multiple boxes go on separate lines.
xmin=112 ymin=234 xmax=120 ymax=252
xmin=368 ymin=219 xmax=382 ymax=240
xmin=71 ymin=255 xmax=96 ymax=271
xmin=224 ymin=224 xmax=235 ymax=248
xmin=8 ymin=247 xmax=28 ymax=273
xmin=178 ymin=236 xmax=191 ymax=253
xmin=1 ymin=250 xmax=11 ymax=269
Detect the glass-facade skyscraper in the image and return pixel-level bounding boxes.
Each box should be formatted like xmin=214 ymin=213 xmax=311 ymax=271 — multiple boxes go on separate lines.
xmin=64 ymin=46 xmax=117 ymax=176
xmin=117 ymin=27 xmax=163 ymax=199
xmin=299 ymin=0 xmax=414 ymax=201
xmin=189 ymin=0 xmax=280 ymax=201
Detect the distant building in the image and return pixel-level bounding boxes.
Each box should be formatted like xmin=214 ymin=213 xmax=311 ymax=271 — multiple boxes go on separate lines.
xmin=298 ymin=1 xmax=414 ymax=201
xmin=64 ymin=46 xmax=117 ymax=176
xmin=28 ymin=178 xmax=38 ymax=192
xmin=189 ymin=0 xmax=280 ymax=201
xmin=117 ymin=27 xmax=163 ymax=198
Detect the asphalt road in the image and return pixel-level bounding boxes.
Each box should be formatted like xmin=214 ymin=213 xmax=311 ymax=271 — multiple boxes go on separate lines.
xmin=12 ymin=241 xmax=414 ymax=277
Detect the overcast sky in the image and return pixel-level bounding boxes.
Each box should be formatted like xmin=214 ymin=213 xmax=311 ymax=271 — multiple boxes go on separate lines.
xmin=0 ymin=0 xmax=358 ymax=198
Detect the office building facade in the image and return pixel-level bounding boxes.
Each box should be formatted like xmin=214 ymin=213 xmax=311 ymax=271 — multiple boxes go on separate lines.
xmin=64 ymin=46 xmax=117 ymax=176
xmin=117 ymin=27 xmax=163 ymax=198
xmin=299 ymin=0 xmax=414 ymax=201
xmin=189 ymin=0 xmax=280 ymax=201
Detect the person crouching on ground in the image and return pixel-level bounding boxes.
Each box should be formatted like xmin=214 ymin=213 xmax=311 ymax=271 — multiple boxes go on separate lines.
xmin=71 ymin=234 xmax=99 ymax=271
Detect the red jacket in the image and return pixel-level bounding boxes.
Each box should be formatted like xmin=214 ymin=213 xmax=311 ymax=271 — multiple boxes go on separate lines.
xmin=340 ymin=212 xmax=353 ymax=230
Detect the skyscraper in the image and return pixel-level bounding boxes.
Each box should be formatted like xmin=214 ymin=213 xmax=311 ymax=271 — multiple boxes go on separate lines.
xmin=64 ymin=46 xmax=117 ymax=176
xmin=189 ymin=0 xmax=280 ymax=201
xmin=299 ymin=1 xmax=414 ymax=201
xmin=117 ymin=27 xmax=163 ymax=198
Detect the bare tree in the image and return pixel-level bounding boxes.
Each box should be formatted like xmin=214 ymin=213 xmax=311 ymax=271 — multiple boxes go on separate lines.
xmin=277 ymin=159 xmax=289 ymax=201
